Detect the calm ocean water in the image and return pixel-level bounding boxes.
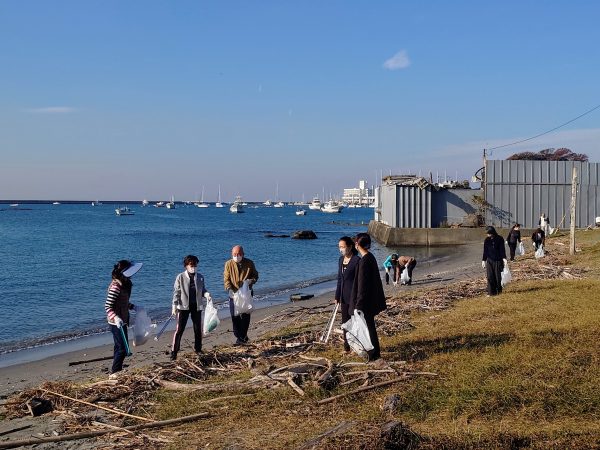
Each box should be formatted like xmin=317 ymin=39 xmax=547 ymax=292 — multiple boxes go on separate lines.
xmin=0 ymin=203 xmax=446 ymax=354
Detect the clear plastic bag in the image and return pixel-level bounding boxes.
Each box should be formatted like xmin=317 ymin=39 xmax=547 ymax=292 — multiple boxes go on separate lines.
xmin=203 ymin=299 xmax=220 ymax=335
xmin=233 ymin=280 xmax=253 ymax=316
xmin=535 ymin=245 xmax=545 ymax=258
xmin=341 ymin=310 xmax=374 ymax=357
xmin=501 ymin=266 xmax=512 ymax=287
xmin=132 ymin=306 xmax=153 ymax=347
xmin=516 ymin=241 xmax=525 ymax=256
xmin=400 ymin=267 xmax=410 ymax=285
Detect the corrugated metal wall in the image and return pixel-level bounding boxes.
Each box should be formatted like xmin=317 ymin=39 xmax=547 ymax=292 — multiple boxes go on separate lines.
xmin=379 ymin=184 xmax=432 ymax=228
xmin=485 ymin=160 xmax=600 ymax=229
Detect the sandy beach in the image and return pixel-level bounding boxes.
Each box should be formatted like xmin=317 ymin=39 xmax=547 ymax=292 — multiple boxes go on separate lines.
xmin=0 ymin=242 xmax=483 ymax=399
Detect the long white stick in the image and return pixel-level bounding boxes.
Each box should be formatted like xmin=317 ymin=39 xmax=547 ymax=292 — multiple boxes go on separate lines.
xmin=322 ymin=303 xmax=339 ymax=343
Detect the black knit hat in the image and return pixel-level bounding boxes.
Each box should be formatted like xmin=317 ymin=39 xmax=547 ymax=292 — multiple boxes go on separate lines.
xmin=485 ymin=226 xmax=497 ymax=235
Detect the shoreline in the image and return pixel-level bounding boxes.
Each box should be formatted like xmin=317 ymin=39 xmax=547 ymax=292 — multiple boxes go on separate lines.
xmin=0 ymin=241 xmax=482 ymax=397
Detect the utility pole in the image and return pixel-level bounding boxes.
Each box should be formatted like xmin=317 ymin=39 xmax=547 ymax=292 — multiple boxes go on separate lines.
xmin=570 ymin=166 xmax=577 ymax=255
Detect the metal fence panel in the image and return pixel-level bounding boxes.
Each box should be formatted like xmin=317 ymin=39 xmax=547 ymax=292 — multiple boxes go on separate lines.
xmin=485 ymin=160 xmax=599 ymax=228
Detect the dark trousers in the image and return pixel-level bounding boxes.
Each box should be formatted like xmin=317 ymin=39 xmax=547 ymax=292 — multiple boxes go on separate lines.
xmin=508 ymin=242 xmax=517 ymax=260
xmin=110 ymin=324 xmax=129 ymax=374
xmin=340 ymin=302 xmax=351 ymax=351
xmin=405 ymin=260 xmax=417 ymax=282
xmin=486 ymin=259 xmax=504 ymax=296
xmin=172 ymin=309 xmax=203 ymax=355
xmin=229 ymin=298 xmax=251 ymax=342
xmin=364 ymin=313 xmax=381 ymax=361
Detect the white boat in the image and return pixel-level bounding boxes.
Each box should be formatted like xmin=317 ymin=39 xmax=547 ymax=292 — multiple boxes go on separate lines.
xmin=272 ymin=183 xmax=284 ymax=208
xmin=115 ymin=206 xmax=135 ymax=216
xmin=295 ymin=209 xmax=307 ymax=216
xmin=230 ymin=196 xmax=245 ymax=213
xmin=215 ymin=185 xmax=225 ymax=208
xmin=166 ymin=196 xmax=176 ymax=209
xmin=142 ymin=199 xmax=149 ymax=207
xmin=91 ymin=200 xmax=102 ymax=206
xmin=52 ymin=202 xmax=61 ymax=205
xmin=9 ymin=203 xmax=19 ymax=207
xmin=308 ymin=197 xmax=322 ymax=210
xmin=195 ymin=187 xmax=209 ymax=208
xmin=155 ymin=201 xmax=165 ymax=208
xmin=263 ymin=199 xmax=272 ymax=206
xmin=274 ymin=201 xmax=285 ymax=208
xmin=321 ymin=201 xmax=343 ymax=213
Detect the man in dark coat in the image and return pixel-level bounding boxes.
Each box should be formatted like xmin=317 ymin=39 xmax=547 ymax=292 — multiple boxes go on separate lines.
xmin=350 ymin=233 xmax=387 ymax=361
xmin=482 ymin=226 xmax=508 ymax=296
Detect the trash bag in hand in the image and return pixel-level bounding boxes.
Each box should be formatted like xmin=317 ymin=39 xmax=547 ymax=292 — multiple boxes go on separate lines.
xmin=341 ymin=310 xmax=374 ymax=358
xmin=203 ymin=299 xmax=220 ymax=335
xmin=233 ymin=280 xmax=253 ymax=316
xmin=132 ymin=306 xmax=153 ymax=347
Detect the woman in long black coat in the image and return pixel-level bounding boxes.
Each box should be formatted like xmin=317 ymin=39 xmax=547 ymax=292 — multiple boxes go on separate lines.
xmin=350 ymin=233 xmax=387 ymax=361
xmin=335 ymin=236 xmax=360 ymax=352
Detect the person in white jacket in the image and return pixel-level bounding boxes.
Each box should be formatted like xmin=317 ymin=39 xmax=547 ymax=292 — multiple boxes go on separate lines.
xmin=171 ymin=255 xmax=211 ymax=360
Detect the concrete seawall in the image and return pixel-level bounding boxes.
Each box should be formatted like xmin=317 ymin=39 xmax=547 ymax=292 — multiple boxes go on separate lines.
xmin=368 ymin=220 xmax=535 ymax=247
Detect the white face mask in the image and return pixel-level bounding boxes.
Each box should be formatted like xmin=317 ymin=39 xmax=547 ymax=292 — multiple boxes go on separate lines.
xmin=233 ymin=256 xmax=242 ymax=263
xmin=339 ymin=247 xmax=348 ymax=255
xmin=187 ymin=266 xmax=196 ymax=274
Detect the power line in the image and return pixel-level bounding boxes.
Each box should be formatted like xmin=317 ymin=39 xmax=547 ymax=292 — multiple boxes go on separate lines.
xmin=488 ymin=102 xmax=600 ymax=152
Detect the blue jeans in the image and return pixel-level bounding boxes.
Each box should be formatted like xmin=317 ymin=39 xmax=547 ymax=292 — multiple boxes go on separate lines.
xmin=110 ymin=324 xmax=129 ymax=373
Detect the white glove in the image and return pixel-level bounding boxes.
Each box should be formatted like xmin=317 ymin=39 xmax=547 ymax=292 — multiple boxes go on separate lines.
xmin=203 ymin=292 xmax=211 ymax=300
xmin=481 ymin=261 xmax=486 ymax=269
xmin=355 ymin=309 xmax=363 ymax=315
xmin=114 ymin=316 xmax=124 ymax=328
xmin=172 ymin=305 xmax=177 ymax=316
xmin=503 ymin=259 xmax=508 ymax=265
xmin=392 ymin=281 xmax=397 ymax=286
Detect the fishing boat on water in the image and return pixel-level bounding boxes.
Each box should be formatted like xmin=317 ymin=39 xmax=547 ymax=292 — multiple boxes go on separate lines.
xmin=115 ymin=206 xmax=135 ymax=216
xmin=230 ymin=196 xmax=244 ymax=213
xmin=321 ymin=200 xmax=343 ymax=213
xmin=295 ymin=208 xmax=307 ymax=216
xmin=308 ymin=197 xmax=322 ymax=210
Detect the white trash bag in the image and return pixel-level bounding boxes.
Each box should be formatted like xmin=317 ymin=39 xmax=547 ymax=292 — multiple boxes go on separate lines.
xmin=341 ymin=310 xmax=374 ymax=357
xmin=233 ymin=280 xmax=253 ymax=316
xmin=132 ymin=306 xmax=153 ymax=347
xmin=516 ymin=241 xmax=525 ymax=256
xmin=535 ymin=245 xmax=545 ymax=259
xmin=400 ymin=267 xmax=410 ymax=285
xmin=501 ymin=266 xmax=512 ymax=287
xmin=203 ymin=299 xmax=220 ymax=335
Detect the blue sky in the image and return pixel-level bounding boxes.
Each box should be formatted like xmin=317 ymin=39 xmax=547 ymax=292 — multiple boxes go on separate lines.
xmin=1 ymin=1 xmax=600 ymax=201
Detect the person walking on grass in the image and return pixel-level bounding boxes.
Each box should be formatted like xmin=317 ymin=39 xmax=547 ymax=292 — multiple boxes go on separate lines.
xmin=224 ymin=245 xmax=259 ymax=345
xmin=350 ymin=233 xmax=387 ymax=361
xmin=397 ymin=255 xmax=417 ymax=285
xmin=506 ymin=223 xmax=522 ymax=261
xmin=482 ymin=226 xmax=508 ymax=297
xmin=382 ymin=253 xmax=400 ymax=285
xmin=335 ymin=236 xmax=360 ymax=353
xmin=104 ymin=259 xmax=143 ymax=378
xmin=171 ymin=255 xmax=212 ymax=360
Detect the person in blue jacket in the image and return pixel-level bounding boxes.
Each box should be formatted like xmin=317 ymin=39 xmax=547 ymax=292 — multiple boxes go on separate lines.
xmin=382 ymin=253 xmax=399 ymax=285
xmin=335 ymin=236 xmax=360 ymax=352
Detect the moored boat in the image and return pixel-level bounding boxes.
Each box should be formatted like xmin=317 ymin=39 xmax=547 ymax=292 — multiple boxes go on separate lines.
xmin=115 ymin=206 xmax=135 ymax=216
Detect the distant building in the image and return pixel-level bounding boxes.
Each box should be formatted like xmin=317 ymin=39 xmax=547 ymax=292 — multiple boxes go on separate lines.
xmin=342 ymin=180 xmax=375 ymax=206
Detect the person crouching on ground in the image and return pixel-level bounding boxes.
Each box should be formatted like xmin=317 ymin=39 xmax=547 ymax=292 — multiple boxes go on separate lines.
xmin=532 ymin=227 xmax=545 ymax=251
xmin=335 ymin=236 xmax=360 ymax=353
xmin=351 ymin=233 xmax=387 ymax=361
xmin=482 ymin=226 xmax=507 ymax=296
xmin=382 ymin=253 xmax=399 ymax=285
xmin=171 ymin=255 xmax=211 ymax=360
xmin=506 ymin=223 xmax=521 ymax=261
xmin=397 ymin=256 xmax=417 ymax=285
xmin=104 ymin=259 xmax=143 ymax=377
xmin=224 ymin=245 xmax=259 ymax=345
